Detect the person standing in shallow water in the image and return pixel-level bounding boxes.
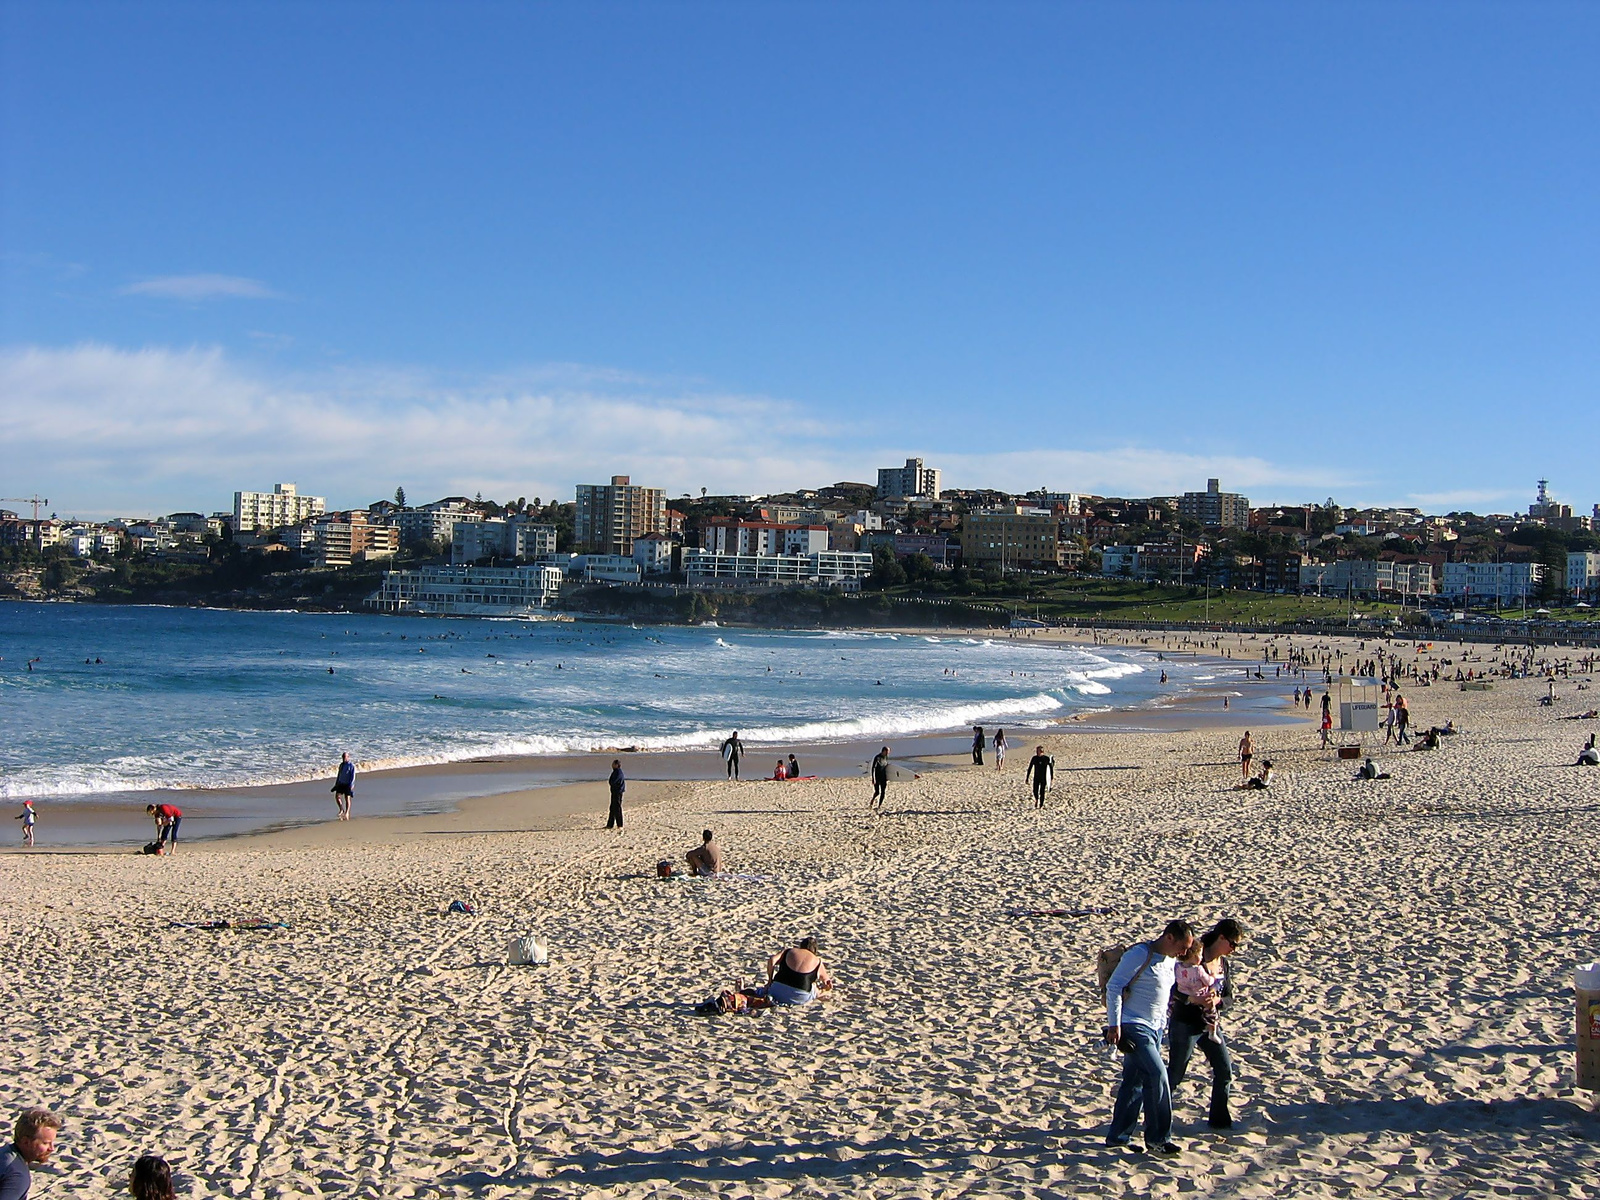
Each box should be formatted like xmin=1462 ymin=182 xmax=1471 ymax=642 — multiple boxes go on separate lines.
xmin=971 ymin=726 xmax=985 ymax=766
xmin=606 ymin=759 xmax=625 ymax=829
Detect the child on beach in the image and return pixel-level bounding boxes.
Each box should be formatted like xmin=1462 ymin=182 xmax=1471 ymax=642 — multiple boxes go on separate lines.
xmin=1174 ymin=941 xmax=1223 ymax=1036
xmin=16 ymin=799 xmax=36 ymax=847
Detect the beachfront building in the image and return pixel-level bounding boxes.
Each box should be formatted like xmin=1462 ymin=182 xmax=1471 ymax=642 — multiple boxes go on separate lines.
xmin=233 ymin=483 xmax=326 ymax=533
xmin=700 ymin=519 xmax=829 ymax=556
xmin=1567 ymin=552 xmax=1600 ymax=601
xmin=451 ymin=517 xmax=558 ymax=564
xmin=876 ymin=457 xmax=942 ymax=500
xmin=961 ymin=507 xmax=1069 ymax=570
xmin=682 ymin=549 xmax=873 ymax=588
xmin=395 ymin=498 xmax=482 ymax=547
xmin=366 ymin=563 xmax=565 ymax=617
xmin=574 ymin=476 xmax=667 ymax=556
xmin=1177 ymin=479 xmax=1250 ymax=530
xmin=1439 ymin=561 xmax=1542 ymax=606
xmin=1099 ymin=542 xmax=1208 ymax=583
xmin=1298 ymin=559 xmax=1434 ymax=600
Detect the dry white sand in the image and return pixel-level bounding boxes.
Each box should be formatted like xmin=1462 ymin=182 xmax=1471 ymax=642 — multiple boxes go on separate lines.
xmin=4 ymin=632 xmax=1599 ymax=1198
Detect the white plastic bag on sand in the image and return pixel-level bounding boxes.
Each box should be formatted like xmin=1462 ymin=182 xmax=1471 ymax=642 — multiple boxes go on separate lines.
xmin=508 ymin=934 xmax=549 ymax=966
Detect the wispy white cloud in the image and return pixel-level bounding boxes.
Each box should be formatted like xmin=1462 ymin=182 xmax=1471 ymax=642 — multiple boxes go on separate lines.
xmin=120 ymin=274 xmax=282 ymax=300
xmin=1406 ymin=488 xmax=1522 ymax=511
xmin=0 ymin=342 xmax=1382 ymax=519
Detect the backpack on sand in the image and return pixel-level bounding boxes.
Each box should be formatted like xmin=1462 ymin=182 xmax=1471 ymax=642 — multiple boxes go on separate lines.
xmin=1095 ymin=941 xmax=1154 ymax=1001
xmin=508 ymin=934 xmax=549 ymax=966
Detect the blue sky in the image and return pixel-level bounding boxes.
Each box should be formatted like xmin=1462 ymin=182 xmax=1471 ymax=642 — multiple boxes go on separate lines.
xmin=2 ymin=2 xmax=1596 ymax=518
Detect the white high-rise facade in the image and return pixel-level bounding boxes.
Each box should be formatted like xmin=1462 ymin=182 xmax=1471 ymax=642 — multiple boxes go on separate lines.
xmin=233 ymin=483 xmax=326 ymax=532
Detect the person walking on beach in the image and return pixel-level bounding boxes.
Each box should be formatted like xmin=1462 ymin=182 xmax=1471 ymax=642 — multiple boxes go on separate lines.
xmin=972 ymin=727 xmax=985 ymax=766
xmin=1104 ymin=919 xmax=1195 ymax=1156
xmin=721 ymin=731 xmax=745 ymax=780
xmin=1394 ymin=694 xmax=1411 ymax=744
xmin=146 ymin=803 xmax=182 ymax=852
xmin=606 ymin=759 xmax=625 ymax=830
xmin=16 ymin=800 xmax=35 ymax=848
xmin=1025 ymin=745 xmax=1053 ymax=808
xmin=993 ymin=729 xmax=1007 ymax=771
xmin=1 ymin=1107 xmax=62 ymax=1199
xmin=332 ymin=752 xmax=355 ymax=820
xmin=1167 ymin=919 xmax=1245 ymax=1130
xmin=1237 ymin=731 xmax=1253 ymax=784
xmin=870 ymin=746 xmax=891 ymax=809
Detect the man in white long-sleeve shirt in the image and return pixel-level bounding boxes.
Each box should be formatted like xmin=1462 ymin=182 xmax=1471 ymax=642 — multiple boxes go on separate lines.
xmin=1104 ymin=920 xmax=1195 ymax=1155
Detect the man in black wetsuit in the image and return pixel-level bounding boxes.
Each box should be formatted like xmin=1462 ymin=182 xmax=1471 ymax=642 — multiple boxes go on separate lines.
xmin=1025 ymin=745 xmax=1054 ymax=808
xmin=721 ymin=731 xmax=745 ymax=780
xmin=972 ymin=726 xmax=985 ymax=765
xmin=870 ymin=746 xmax=890 ymax=808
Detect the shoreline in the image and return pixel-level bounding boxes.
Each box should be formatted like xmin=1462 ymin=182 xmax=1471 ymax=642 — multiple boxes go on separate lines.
xmin=6 ymin=627 xmax=1300 ymax=851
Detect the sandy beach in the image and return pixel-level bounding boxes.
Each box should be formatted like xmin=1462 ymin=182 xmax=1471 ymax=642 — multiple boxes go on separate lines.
xmin=4 ymin=630 xmax=1598 ymax=1198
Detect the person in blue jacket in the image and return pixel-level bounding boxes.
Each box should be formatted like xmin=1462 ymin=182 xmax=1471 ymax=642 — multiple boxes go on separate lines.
xmin=332 ymin=752 xmax=355 ymax=820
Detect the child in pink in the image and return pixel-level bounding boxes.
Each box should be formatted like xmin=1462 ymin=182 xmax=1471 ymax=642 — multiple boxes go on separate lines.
xmin=1174 ymin=942 xmax=1223 ymax=1036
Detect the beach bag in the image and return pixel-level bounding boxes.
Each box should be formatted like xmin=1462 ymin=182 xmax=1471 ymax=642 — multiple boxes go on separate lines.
xmin=446 ymin=899 xmax=477 ymax=915
xmin=1095 ymin=942 xmax=1154 ymax=1000
xmin=657 ymin=860 xmax=676 ymax=879
xmin=508 ymin=934 xmax=549 ymax=966
xmin=142 ymin=841 xmax=164 ymax=856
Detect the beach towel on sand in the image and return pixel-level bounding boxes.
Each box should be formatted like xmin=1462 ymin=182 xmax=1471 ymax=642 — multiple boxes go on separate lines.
xmin=168 ymin=918 xmax=290 ymax=931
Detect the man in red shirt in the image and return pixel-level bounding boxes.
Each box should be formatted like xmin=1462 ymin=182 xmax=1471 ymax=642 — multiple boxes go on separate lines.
xmin=145 ymin=803 xmax=183 ymax=852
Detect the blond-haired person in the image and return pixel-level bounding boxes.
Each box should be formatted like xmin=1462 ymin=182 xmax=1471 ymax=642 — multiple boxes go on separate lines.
xmin=1 ymin=1107 xmax=62 ymax=1199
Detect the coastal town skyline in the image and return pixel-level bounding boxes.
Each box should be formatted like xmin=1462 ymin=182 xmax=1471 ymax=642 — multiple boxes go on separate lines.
xmin=3 ymin=5 xmax=1597 ymax=515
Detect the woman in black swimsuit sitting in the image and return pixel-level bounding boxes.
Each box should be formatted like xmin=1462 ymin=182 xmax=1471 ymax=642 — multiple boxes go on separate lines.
xmin=766 ymin=937 xmax=833 ymax=1005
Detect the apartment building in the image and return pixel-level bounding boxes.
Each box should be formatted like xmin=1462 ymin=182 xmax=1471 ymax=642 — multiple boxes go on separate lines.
xmin=1567 ymin=552 xmax=1600 ymax=600
xmin=574 ymin=476 xmax=666 ymax=556
xmin=876 ymin=458 xmax=942 ymax=500
xmin=1177 ymin=479 xmax=1249 ymax=530
xmin=452 ymin=518 xmax=558 ymax=564
xmin=286 ymin=511 xmax=399 ymax=567
xmin=700 ymin=519 xmax=829 ymax=557
xmin=960 ymin=508 xmax=1066 ymax=569
xmin=367 ymin=564 xmax=565 ymax=617
xmin=1299 ymin=559 xmax=1434 ymax=599
xmin=233 ymin=483 xmax=326 ymax=532
xmin=1440 ymin=561 xmax=1542 ymax=604
xmin=395 ymin=499 xmax=482 ymax=547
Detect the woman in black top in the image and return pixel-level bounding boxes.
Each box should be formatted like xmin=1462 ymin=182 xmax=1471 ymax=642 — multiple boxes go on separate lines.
xmin=765 ymin=937 xmax=833 ymax=1005
xmin=1167 ymin=918 xmax=1245 ymax=1129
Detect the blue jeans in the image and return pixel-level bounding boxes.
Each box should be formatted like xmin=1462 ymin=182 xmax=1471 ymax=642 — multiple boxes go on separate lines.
xmin=1106 ymin=1023 xmax=1172 ymax=1146
xmin=1166 ymin=1008 xmax=1233 ymax=1128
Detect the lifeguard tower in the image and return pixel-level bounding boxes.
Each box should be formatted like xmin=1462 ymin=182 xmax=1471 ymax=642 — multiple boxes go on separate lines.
xmin=1334 ymin=675 xmax=1383 ymax=758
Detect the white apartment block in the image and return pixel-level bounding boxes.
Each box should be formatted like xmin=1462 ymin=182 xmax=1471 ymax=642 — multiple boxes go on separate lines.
xmin=632 ymin=534 xmax=675 ymax=575
xmin=1440 ymin=561 xmax=1543 ymax=604
xmin=452 ymin=518 xmax=558 ymax=564
xmin=877 ymin=457 xmax=942 ymax=500
xmin=1568 ymin=552 xmax=1600 ymax=599
xmin=701 ymin=520 xmax=829 ymax=557
xmin=233 ymin=483 xmax=326 ymax=532
xmin=396 ymin=500 xmax=482 ymax=547
xmin=1298 ymin=560 xmax=1434 ymax=598
xmin=683 ymin=549 xmax=873 ymax=587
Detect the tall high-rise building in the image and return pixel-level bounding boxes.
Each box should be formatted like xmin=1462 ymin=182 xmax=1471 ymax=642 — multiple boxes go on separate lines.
xmin=876 ymin=457 xmax=942 ymax=499
xmin=233 ymin=482 xmax=326 ymax=532
xmin=1177 ymin=478 xmax=1249 ymax=530
xmin=574 ymin=475 xmax=666 ymax=556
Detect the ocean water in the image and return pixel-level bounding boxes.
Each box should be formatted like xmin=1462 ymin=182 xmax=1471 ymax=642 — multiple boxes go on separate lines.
xmin=0 ymin=602 xmax=1198 ymax=801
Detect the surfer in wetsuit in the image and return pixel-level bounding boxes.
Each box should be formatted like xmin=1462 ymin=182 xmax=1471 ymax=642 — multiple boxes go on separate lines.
xmin=721 ymin=731 xmax=745 ymax=780
xmin=1026 ymin=745 xmax=1054 ymax=808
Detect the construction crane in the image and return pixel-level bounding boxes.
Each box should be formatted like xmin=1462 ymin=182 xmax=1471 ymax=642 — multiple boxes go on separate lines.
xmin=0 ymin=496 xmax=50 ymax=519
